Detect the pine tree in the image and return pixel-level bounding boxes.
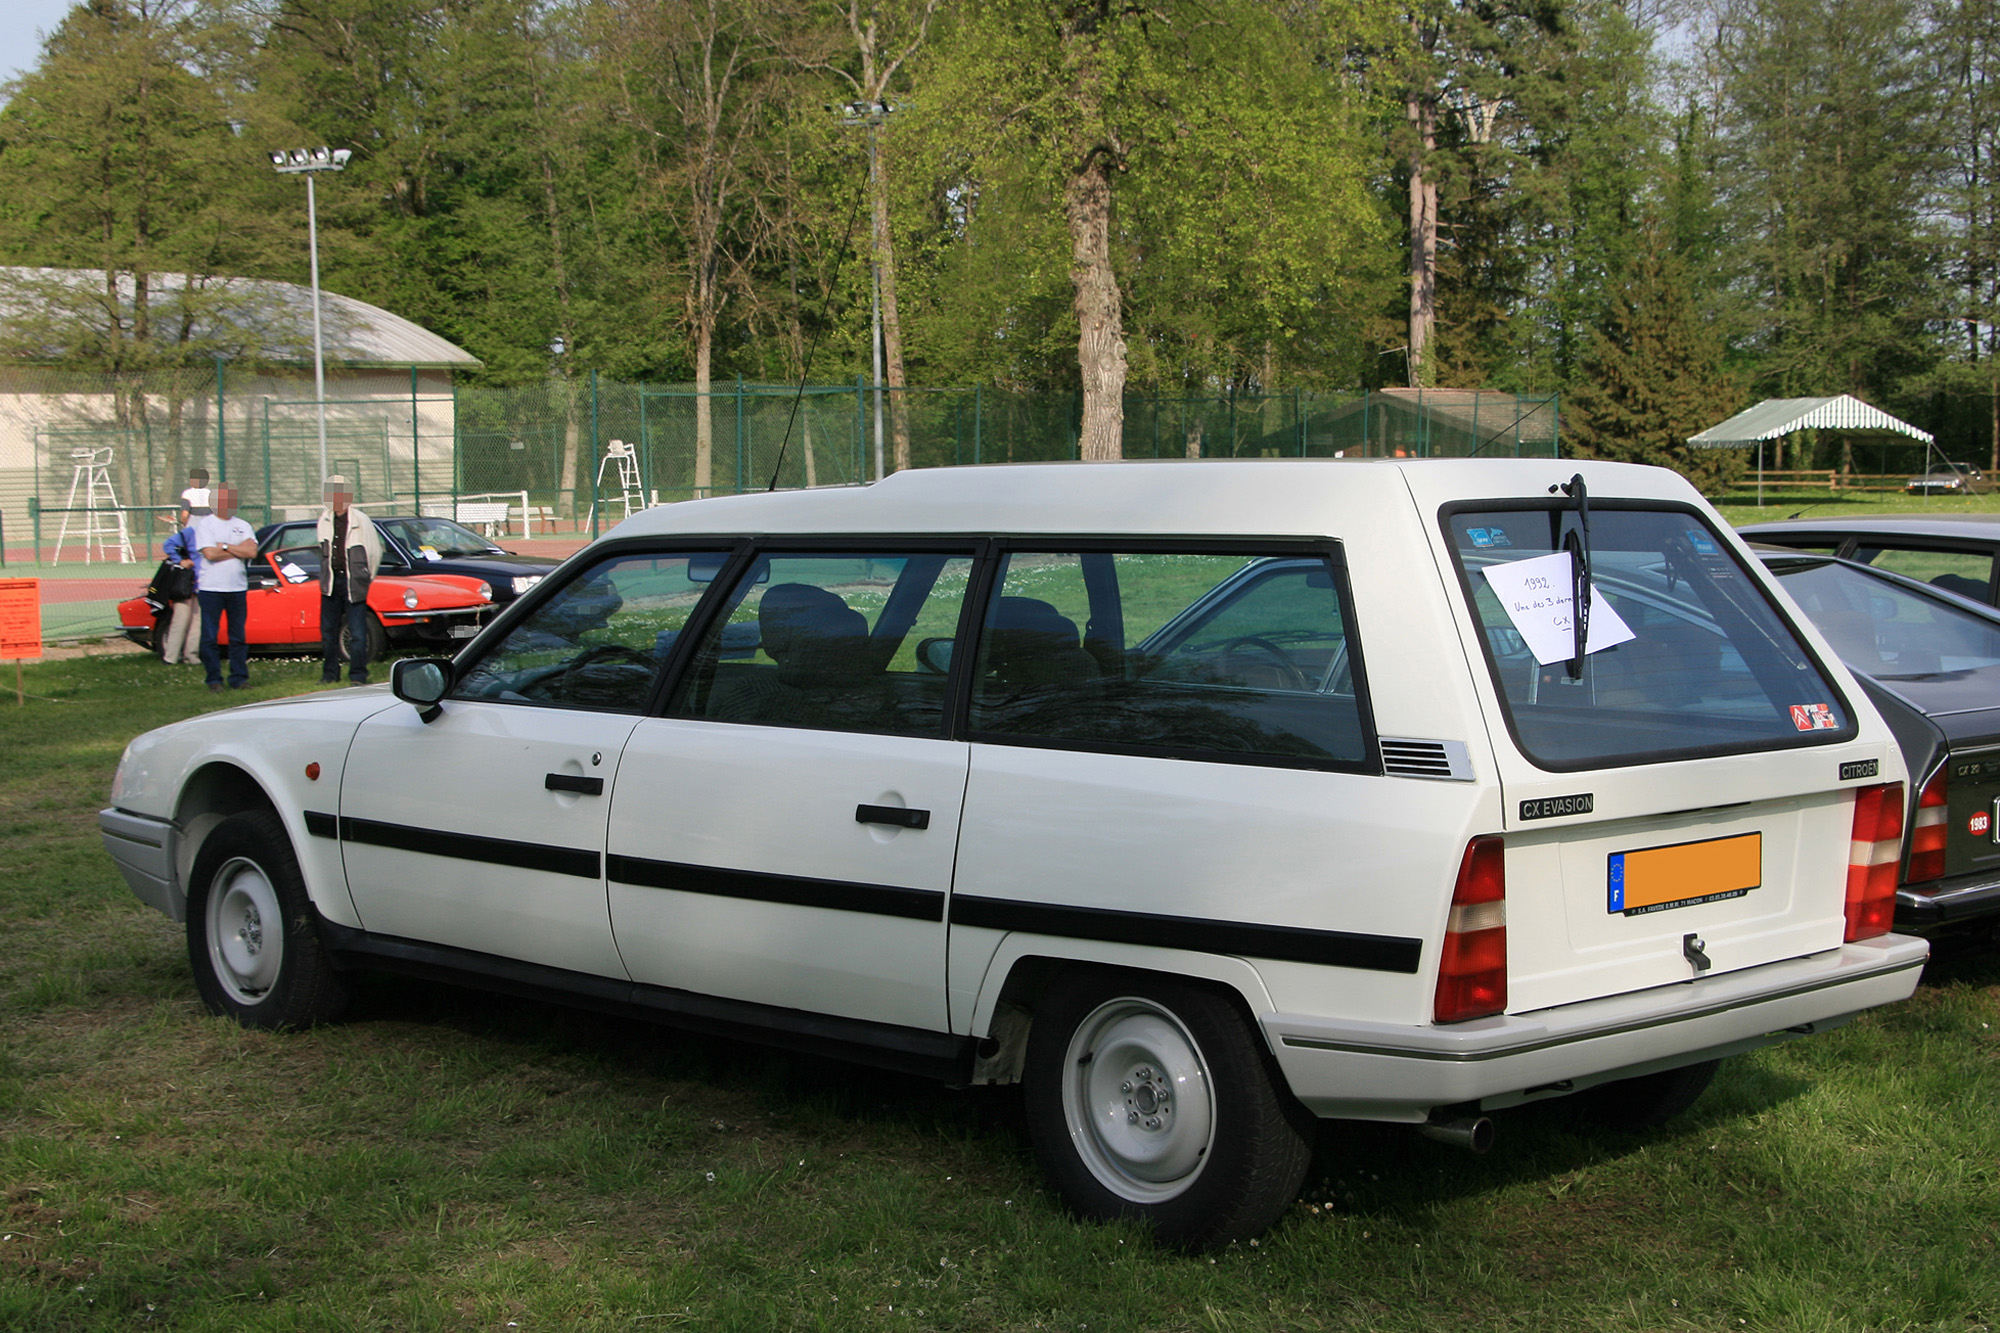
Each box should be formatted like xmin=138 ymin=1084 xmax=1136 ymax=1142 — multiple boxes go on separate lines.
xmin=1564 ymin=233 xmax=1742 ymax=493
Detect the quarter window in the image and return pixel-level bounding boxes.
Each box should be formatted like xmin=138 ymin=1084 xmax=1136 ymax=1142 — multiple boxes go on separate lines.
xmin=969 ymin=549 xmax=1368 ymax=766
xmin=1852 ymin=545 xmax=1995 ymax=604
xmin=453 ymin=552 xmax=712 ymax=711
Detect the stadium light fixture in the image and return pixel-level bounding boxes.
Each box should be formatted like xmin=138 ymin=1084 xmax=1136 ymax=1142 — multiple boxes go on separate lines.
xmin=267 ymin=148 xmax=351 ymax=486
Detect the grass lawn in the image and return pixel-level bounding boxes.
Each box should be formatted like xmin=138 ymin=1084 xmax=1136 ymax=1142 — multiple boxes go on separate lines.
xmin=1712 ymin=486 xmax=2000 ymax=528
xmin=4 ymin=648 xmax=1998 ymax=1331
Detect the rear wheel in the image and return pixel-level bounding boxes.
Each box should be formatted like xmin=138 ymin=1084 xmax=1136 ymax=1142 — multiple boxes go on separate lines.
xmin=185 ymin=811 xmax=347 ymax=1029
xmin=1572 ymin=1059 xmax=1720 ymax=1131
xmin=1023 ymin=970 xmax=1312 ymax=1249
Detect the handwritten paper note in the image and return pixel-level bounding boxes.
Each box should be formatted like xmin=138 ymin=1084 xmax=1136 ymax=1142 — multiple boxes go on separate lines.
xmin=1481 ymin=551 xmax=1635 ymax=666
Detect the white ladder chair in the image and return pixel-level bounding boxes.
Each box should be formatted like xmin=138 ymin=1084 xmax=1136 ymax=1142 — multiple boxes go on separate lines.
xmin=53 ymin=447 xmax=135 ymax=563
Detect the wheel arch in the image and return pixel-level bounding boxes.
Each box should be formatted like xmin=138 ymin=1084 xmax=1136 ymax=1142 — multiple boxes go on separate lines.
xmin=967 ymin=943 xmax=1278 ymax=1087
xmin=171 ymin=761 xmax=356 ymax=928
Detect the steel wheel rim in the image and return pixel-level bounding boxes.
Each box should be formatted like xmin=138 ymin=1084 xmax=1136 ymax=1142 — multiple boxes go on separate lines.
xmin=1061 ymin=996 xmax=1217 ymax=1203
xmin=206 ymin=857 xmax=282 ymax=1004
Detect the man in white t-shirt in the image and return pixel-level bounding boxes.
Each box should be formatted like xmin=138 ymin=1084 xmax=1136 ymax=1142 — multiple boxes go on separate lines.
xmin=192 ymin=484 xmax=259 ymax=691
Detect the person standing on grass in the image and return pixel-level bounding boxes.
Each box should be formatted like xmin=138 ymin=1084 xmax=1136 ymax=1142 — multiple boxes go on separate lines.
xmin=316 ymin=474 xmax=382 ymax=686
xmin=192 ymin=484 xmax=257 ymax=692
xmin=158 ymin=523 xmax=200 ymax=666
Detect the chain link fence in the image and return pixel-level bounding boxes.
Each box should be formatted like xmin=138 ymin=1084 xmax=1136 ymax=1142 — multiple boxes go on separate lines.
xmin=0 ymin=366 xmax=1558 ymax=639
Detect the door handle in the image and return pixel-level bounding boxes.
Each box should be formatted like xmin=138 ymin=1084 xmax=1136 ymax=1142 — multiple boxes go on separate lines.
xmin=856 ymin=803 xmax=929 ymax=830
xmin=546 ymin=773 xmax=604 ymax=796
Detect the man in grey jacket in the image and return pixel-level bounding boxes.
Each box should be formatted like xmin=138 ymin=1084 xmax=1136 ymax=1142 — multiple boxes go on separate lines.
xmin=316 ymin=475 xmax=384 ymax=685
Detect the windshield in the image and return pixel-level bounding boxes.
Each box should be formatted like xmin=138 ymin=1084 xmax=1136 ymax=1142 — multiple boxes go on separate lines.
xmin=379 ymin=517 xmax=503 ymax=559
xmin=1447 ymin=506 xmax=1855 ymax=770
xmin=1770 ymin=559 xmax=2000 ymax=679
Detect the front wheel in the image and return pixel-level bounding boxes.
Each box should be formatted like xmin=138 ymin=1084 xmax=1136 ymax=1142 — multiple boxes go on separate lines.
xmin=1023 ymin=970 xmax=1313 ymax=1249
xmin=339 ymin=611 xmax=389 ymax=666
xmin=186 ymin=811 xmax=348 ymax=1029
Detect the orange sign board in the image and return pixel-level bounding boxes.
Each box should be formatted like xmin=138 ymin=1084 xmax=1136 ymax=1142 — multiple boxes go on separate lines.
xmin=0 ymin=578 xmax=43 ymax=660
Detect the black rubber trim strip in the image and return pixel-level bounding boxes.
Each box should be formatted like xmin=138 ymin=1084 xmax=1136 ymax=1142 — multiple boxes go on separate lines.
xmin=340 ymin=815 xmax=600 ymax=880
xmin=1276 ymin=954 xmax=1928 ymax=1061
xmin=315 ymin=919 xmax=975 ymax=1083
xmin=304 ymin=810 xmax=337 ymax=839
xmin=949 ymin=894 xmax=1422 ymax=974
xmin=607 ymin=854 xmax=946 ymax=922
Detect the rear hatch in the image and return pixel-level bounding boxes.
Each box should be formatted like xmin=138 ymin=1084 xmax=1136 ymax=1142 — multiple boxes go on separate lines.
xmin=1409 ymin=464 xmax=1902 ymax=1013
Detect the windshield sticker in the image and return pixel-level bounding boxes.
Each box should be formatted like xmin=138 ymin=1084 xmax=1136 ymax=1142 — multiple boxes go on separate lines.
xmin=418 ymin=546 xmax=441 ymax=561
xmin=1685 ymin=528 xmax=1720 ymax=556
xmin=1480 ymin=551 xmax=1636 ymax=666
xmin=1466 ymin=526 xmax=1513 ymax=549
xmin=1789 ymin=703 xmax=1838 ymax=731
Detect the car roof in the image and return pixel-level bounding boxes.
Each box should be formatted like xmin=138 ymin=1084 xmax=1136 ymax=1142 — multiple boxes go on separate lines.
xmin=599 ymin=458 xmax=1704 ymax=540
xmin=1739 ymin=514 xmax=2000 ymax=541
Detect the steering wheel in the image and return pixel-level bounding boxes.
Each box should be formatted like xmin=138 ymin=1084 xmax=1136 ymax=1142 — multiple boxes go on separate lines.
xmin=550 ymin=642 xmax=658 ymax=700
xmin=1217 ymin=635 xmax=1309 ymax=690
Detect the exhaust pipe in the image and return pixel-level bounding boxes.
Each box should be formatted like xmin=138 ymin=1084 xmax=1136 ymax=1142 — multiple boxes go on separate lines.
xmin=1419 ymin=1115 xmax=1495 ymax=1154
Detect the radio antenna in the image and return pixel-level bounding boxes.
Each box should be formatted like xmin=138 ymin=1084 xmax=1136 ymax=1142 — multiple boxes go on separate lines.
xmin=767 ymin=175 xmax=869 ymax=492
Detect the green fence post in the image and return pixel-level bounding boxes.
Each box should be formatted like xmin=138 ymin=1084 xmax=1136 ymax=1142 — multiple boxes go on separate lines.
xmin=639 ymin=384 xmax=651 ymax=503
xmin=974 ymin=385 xmax=983 ymax=464
xmin=261 ymin=399 xmax=274 ymax=520
xmin=1550 ymin=392 xmax=1560 ymax=458
xmin=30 ymin=496 xmax=40 ymax=566
xmin=855 ymin=375 xmax=866 ymax=478
xmin=735 ymin=374 xmax=746 ymax=495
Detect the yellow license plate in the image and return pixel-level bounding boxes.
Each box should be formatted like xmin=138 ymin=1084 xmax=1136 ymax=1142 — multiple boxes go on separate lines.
xmin=1608 ymin=833 xmax=1762 ymax=916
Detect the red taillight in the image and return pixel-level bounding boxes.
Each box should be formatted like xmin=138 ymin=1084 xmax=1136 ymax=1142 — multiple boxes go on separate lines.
xmin=1906 ymin=768 xmax=1948 ymax=885
xmin=1845 ymin=782 xmax=1904 ymax=941
xmin=1435 ymin=836 xmax=1506 ymax=1023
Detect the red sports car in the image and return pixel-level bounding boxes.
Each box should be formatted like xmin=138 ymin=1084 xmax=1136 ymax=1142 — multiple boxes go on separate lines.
xmin=120 ymin=546 xmax=496 ymax=659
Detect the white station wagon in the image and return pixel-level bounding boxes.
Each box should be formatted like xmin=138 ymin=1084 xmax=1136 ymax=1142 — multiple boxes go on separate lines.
xmin=101 ymin=459 xmax=1929 ymax=1247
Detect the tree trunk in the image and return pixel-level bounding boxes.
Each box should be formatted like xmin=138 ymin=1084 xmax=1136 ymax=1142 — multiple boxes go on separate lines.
xmin=1066 ymin=150 xmax=1127 ymax=460
xmin=873 ymin=157 xmax=912 ymax=471
xmin=693 ymin=277 xmax=715 ymax=496
xmin=1407 ymin=92 xmax=1438 ymax=389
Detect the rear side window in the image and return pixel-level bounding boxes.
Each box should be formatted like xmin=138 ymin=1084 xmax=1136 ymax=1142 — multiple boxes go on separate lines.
xmin=1852 ymin=545 xmax=1996 ymax=604
xmin=1447 ymin=506 xmax=1855 ymax=770
xmin=968 ymin=549 xmax=1370 ymax=768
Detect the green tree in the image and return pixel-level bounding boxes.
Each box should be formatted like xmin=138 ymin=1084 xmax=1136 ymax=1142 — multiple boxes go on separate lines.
xmin=1564 ymin=232 xmax=1741 ymax=492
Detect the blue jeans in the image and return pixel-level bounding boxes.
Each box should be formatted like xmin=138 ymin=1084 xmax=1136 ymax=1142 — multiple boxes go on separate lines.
xmin=321 ymin=581 xmax=372 ymax=682
xmin=197 ymin=589 xmax=249 ymax=687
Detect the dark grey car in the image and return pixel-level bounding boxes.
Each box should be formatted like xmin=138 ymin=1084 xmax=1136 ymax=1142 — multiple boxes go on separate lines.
xmin=1741 ymin=514 xmax=2000 ymax=607
xmin=1762 ymin=551 xmax=2000 ymax=935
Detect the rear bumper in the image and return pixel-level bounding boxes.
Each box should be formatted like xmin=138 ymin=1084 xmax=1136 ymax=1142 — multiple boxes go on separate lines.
xmin=1263 ymin=933 xmax=1929 ymax=1121
xmin=99 ymin=807 xmax=183 ymax=921
xmin=1898 ymin=873 xmax=2000 ymax=926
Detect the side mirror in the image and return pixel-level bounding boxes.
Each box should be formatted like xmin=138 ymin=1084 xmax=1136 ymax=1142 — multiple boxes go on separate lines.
xmin=915 ymin=637 xmax=954 ymax=675
xmin=392 ymin=657 xmax=452 ymax=723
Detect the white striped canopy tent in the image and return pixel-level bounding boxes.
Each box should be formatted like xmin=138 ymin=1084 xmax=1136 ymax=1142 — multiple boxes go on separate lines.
xmin=1687 ymin=394 xmax=1939 ymax=505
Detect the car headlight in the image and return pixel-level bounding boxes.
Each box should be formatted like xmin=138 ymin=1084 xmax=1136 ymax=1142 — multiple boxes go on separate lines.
xmin=512 ymin=575 xmax=544 ymax=595
xmin=404 ymin=588 xmax=421 ymax=609
xmin=477 ymin=582 xmax=493 ymax=602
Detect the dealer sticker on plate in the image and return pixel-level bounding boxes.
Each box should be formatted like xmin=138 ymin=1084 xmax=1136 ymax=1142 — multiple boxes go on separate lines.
xmin=1608 ymin=832 xmax=1762 ymax=916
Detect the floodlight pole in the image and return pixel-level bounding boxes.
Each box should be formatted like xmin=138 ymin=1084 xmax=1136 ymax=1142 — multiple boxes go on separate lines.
xmin=271 ymin=148 xmax=351 ymax=489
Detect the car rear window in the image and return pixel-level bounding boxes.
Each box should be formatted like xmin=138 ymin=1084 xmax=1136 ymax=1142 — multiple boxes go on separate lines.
xmin=1446 ymin=505 xmax=1856 ymax=770
xmin=1772 ymin=559 xmax=2000 ymax=677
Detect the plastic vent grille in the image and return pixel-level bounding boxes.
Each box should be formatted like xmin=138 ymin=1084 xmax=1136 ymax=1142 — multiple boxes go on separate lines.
xmin=1380 ymin=738 xmax=1473 ymax=782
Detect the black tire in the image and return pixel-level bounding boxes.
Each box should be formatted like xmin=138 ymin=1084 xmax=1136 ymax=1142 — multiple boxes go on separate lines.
xmin=1572 ymin=1058 xmax=1720 ymax=1131
xmin=1022 ymin=970 xmax=1313 ymax=1250
xmin=185 ymin=811 xmax=348 ymax=1029
xmin=339 ymin=611 xmax=389 ymax=666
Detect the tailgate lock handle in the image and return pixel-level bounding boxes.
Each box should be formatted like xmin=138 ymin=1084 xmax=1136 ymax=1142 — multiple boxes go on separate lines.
xmin=1683 ymin=933 xmax=1712 ymax=974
